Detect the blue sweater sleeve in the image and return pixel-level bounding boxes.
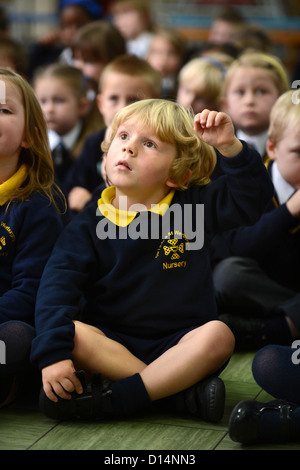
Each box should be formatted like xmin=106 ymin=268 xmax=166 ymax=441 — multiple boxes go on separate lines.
xmin=0 ymin=193 xmax=63 ymax=324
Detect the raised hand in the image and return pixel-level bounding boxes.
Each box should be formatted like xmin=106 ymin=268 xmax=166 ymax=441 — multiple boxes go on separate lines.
xmin=194 ymin=109 xmax=243 ymax=157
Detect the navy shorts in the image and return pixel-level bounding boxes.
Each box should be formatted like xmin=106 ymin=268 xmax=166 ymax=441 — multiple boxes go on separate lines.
xmin=90 ymin=325 xmax=197 ymax=365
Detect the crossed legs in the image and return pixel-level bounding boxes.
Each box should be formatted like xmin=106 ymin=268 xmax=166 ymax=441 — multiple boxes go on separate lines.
xmin=72 ymin=319 xmax=235 ymax=401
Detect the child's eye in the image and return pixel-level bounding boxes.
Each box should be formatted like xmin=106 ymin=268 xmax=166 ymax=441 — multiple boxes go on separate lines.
xmin=145 ymin=141 xmax=156 ymax=148
xmin=0 ymin=108 xmax=11 ymax=114
xmin=120 ymin=133 xmax=128 ymax=140
xmin=255 ymin=89 xmax=267 ymax=95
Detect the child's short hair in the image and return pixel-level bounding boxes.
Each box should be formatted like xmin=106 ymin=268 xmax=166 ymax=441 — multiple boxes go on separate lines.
xmin=0 ymin=36 xmax=29 ymax=77
xmin=223 ymin=51 xmax=290 ymax=97
xmin=99 ymin=54 xmax=161 ymax=98
xmin=110 ymin=0 xmax=153 ymax=28
xmin=33 ymin=63 xmax=88 ymax=99
xmin=268 ymin=90 xmax=300 ymax=144
xmin=102 ymin=99 xmax=216 ymax=189
xmin=178 ymin=57 xmax=227 ymax=106
xmin=72 ymin=20 xmax=126 ymax=63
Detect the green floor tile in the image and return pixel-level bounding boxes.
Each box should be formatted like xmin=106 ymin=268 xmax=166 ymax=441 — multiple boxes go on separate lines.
xmin=0 ymin=351 xmax=297 ymax=451
xmin=0 ymin=407 xmax=56 ymax=450
xmin=30 ymin=420 xmax=227 ymax=450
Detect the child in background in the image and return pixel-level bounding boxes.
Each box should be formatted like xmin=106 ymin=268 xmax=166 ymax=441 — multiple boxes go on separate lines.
xmin=0 ymin=36 xmax=29 ymax=78
xmin=212 ymin=90 xmax=300 ymax=350
xmin=33 ymin=63 xmax=98 ymax=193
xmin=146 ymin=25 xmax=186 ymax=100
xmin=30 ymin=99 xmax=273 ymax=422
xmin=110 ymin=0 xmax=154 ymax=59
xmin=71 ymin=18 xmax=126 ymax=134
xmin=208 ymin=7 xmax=246 ymax=45
xmin=0 ymin=67 xmax=64 ymax=407
xmin=176 ymin=56 xmax=232 ymax=114
xmin=222 ymin=51 xmax=290 ymax=159
xmin=66 ymin=54 xmax=162 ymax=213
xmin=71 ymin=19 xmax=126 ymax=96
xmin=28 ymin=0 xmax=102 ymax=79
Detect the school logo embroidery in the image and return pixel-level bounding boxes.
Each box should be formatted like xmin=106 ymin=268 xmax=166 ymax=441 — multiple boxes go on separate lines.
xmin=0 ymin=222 xmax=15 ymax=256
xmin=163 ymin=239 xmax=184 ymax=260
xmin=155 ymin=232 xmax=188 ymax=269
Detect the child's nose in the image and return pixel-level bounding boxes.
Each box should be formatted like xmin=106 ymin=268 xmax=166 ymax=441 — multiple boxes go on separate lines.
xmin=123 ymin=142 xmax=137 ymax=156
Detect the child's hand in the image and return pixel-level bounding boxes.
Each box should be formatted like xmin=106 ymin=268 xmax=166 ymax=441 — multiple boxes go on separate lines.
xmin=194 ymin=109 xmax=243 ymax=157
xmin=68 ymin=186 xmax=92 ymax=212
xmin=42 ymin=359 xmax=83 ymax=402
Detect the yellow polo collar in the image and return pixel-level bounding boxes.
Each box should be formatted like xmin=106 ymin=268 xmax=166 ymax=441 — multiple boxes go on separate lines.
xmin=0 ymin=165 xmax=27 ymax=206
xmin=98 ymin=186 xmax=175 ymax=227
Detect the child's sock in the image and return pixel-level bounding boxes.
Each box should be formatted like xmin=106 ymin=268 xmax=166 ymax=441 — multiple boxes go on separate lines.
xmin=110 ymin=373 xmax=152 ymax=416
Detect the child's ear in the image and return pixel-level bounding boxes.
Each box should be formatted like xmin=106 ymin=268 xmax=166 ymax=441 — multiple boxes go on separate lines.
xmin=96 ymin=93 xmax=102 ymax=113
xmin=166 ymin=169 xmax=192 ymax=188
xmin=79 ymin=96 xmax=91 ymax=117
xmin=21 ymin=136 xmax=30 ymax=149
xmin=266 ymin=138 xmax=276 ymax=161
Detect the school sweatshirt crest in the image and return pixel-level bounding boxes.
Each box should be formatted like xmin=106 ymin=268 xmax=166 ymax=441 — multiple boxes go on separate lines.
xmin=31 ymin=143 xmax=273 ymax=370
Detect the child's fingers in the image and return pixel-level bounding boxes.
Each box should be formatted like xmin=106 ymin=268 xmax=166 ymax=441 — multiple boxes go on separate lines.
xmin=194 ymin=109 xmax=219 ymax=128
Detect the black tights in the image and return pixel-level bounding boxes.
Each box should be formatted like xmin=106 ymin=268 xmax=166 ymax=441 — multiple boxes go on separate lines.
xmin=0 ymin=320 xmax=35 ymax=378
xmin=252 ymin=344 xmax=300 ymax=404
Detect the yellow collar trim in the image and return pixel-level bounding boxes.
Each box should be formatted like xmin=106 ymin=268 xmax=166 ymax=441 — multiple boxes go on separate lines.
xmin=98 ymin=186 xmax=175 ymax=227
xmin=0 ymin=165 xmax=27 ymax=206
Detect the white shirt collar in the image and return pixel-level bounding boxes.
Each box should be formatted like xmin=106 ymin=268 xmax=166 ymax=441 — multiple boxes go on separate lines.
xmin=237 ymin=129 xmax=268 ymax=158
xmin=47 ymin=121 xmax=82 ymax=151
xmin=271 ymin=161 xmax=296 ymax=204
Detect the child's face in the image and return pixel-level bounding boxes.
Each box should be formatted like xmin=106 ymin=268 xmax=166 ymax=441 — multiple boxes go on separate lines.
xmin=34 ymin=77 xmax=87 ymax=136
xmin=0 ymin=80 xmax=28 ymax=167
xmin=72 ymin=49 xmax=105 ymax=87
xmin=176 ymin=81 xmax=218 ymax=114
xmin=105 ymin=118 xmax=177 ymax=207
xmin=97 ymin=72 xmax=157 ymax=126
xmin=224 ymin=66 xmax=280 ymax=135
xmin=113 ymin=10 xmax=147 ymax=40
xmin=147 ymin=36 xmax=181 ymax=78
xmin=60 ymin=6 xmax=92 ymax=47
xmin=268 ymin=124 xmax=300 ymax=189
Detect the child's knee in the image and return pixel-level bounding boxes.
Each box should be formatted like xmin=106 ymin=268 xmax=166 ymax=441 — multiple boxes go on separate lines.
xmin=208 ymin=320 xmax=235 ymax=360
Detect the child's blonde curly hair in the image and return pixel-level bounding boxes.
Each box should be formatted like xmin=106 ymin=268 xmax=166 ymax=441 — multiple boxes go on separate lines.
xmin=101 ymin=99 xmax=216 ymax=190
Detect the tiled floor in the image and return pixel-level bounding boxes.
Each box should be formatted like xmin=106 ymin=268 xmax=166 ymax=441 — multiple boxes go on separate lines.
xmin=0 ymin=351 xmax=299 ymax=451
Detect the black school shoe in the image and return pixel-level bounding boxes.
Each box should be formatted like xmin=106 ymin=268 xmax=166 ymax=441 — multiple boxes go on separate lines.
xmin=229 ymin=399 xmax=299 ymax=444
xmin=39 ymin=371 xmax=114 ymax=420
xmin=219 ymin=314 xmax=267 ymax=350
xmin=171 ymin=376 xmax=225 ymax=423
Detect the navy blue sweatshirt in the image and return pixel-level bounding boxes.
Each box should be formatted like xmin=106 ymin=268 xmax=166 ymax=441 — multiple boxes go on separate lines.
xmin=210 ymin=160 xmax=300 ymax=291
xmin=0 ymin=191 xmax=64 ymax=326
xmin=31 ymin=143 xmax=273 ymax=370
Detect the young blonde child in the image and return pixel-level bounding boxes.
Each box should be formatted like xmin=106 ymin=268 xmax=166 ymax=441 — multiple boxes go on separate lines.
xmin=176 ymin=56 xmax=232 ymax=114
xmin=66 ymin=54 xmax=162 ymax=213
xmin=31 ymin=99 xmax=273 ymax=422
xmin=227 ymin=92 xmax=300 ymax=444
xmin=33 ymin=63 xmax=100 ymax=192
xmin=146 ymin=25 xmax=186 ymax=100
xmin=0 ymin=67 xmax=64 ymax=407
xmin=222 ymin=51 xmax=290 ymax=159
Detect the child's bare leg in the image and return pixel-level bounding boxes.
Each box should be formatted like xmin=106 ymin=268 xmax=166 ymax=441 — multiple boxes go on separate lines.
xmin=73 ymin=319 xmax=234 ymax=401
xmin=40 ymin=320 xmax=234 ymax=421
xmin=72 ymin=320 xmax=146 ymax=379
xmin=140 ymin=320 xmax=235 ymax=400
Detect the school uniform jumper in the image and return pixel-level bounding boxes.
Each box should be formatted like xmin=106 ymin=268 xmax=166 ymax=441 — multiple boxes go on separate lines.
xmin=31 ymin=143 xmax=273 ymax=370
